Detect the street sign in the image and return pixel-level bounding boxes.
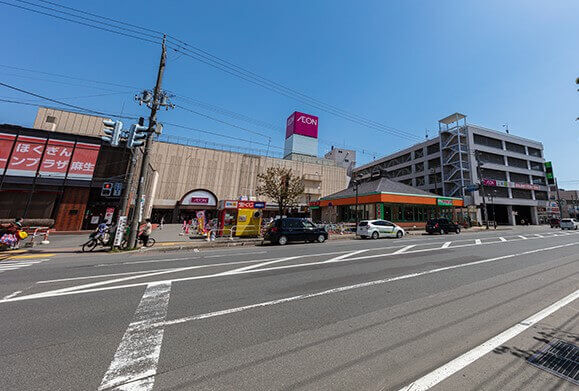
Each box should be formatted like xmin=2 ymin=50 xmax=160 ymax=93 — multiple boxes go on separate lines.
xmin=113 ymin=215 xmax=127 ymax=247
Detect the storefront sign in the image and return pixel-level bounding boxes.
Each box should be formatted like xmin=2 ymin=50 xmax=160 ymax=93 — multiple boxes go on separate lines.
xmin=238 ymin=201 xmax=266 ymax=209
xmin=104 ymin=207 xmax=115 ymax=224
xmin=180 ymin=189 xmax=217 ymax=207
xmin=437 ymin=198 xmax=454 ymax=206
xmin=286 ymin=111 xmax=319 ymax=139
xmin=224 ymin=200 xmax=238 ymax=208
xmin=482 ymin=178 xmax=540 ymax=191
xmin=0 ymin=133 xmax=100 ymax=180
xmin=113 ymin=216 xmax=127 ymax=247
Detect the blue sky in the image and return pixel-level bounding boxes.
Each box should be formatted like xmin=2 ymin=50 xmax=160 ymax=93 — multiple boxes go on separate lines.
xmin=1 ymin=1 xmax=577 ymax=185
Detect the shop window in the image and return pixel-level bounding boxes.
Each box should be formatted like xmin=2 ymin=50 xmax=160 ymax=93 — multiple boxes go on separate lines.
xmin=394 ymin=206 xmax=403 ymax=222
xmin=404 ymin=206 xmax=414 ymax=221
xmin=384 ymin=206 xmax=392 ymax=221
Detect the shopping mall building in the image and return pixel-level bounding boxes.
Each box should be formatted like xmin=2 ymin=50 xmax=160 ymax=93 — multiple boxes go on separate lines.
xmin=0 ymin=107 xmax=350 ymax=230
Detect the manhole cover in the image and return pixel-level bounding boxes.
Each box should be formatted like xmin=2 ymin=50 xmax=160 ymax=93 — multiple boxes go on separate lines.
xmin=527 ymin=339 xmax=578 ymax=385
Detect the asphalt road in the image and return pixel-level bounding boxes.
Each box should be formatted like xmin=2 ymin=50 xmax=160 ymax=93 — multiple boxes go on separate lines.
xmin=0 ymin=226 xmax=577 ymax=390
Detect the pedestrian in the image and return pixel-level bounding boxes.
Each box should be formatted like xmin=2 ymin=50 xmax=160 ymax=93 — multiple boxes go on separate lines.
xmin=140 ymin=218 xmax=152 ymax=246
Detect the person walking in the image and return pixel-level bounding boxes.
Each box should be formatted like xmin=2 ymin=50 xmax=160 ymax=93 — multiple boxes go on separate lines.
xmin=140 ymin=218 xmax=153 ymax=246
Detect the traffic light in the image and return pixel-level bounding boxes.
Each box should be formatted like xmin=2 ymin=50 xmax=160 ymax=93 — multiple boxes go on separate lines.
xmin=127 ymin=122 xmax=148 ymax=148
xmin=101 ymin=182 xmax=112 ymax=197
xmin=102 ymin=120 xmax=123 ymax=147
xmin=545 ymin=161 xmax=555 ymax=186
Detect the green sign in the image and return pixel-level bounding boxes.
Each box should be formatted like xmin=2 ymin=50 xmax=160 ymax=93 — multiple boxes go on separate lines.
xmin=544 ymin=161 xmax=552 ymax=168
xmin=437 ymin=198 xmax=454 ymax=206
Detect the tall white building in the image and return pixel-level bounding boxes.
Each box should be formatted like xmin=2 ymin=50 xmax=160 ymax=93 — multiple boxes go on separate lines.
xmin=353 ymin=113 xmax=549 ymax=225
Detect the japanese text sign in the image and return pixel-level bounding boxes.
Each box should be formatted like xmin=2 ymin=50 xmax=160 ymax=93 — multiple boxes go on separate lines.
xmin=0 ymin=133 xmax=100 ymax=180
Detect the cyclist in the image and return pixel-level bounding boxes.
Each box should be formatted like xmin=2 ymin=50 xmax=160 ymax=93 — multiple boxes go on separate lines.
xmin=139 ymin=218 xmax=152 ymax=247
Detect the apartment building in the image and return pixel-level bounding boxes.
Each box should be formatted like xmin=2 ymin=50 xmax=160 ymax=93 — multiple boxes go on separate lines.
xmin=353 ymin=113 xmax=549 ymax=225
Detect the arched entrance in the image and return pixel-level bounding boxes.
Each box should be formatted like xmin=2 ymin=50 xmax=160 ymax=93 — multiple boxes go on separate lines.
xmin=175 ymin=189 xmax=218 ymax=223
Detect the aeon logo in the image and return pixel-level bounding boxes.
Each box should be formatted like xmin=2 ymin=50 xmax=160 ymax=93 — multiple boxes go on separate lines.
xmin=286 ymin=116 xmax=294 ymax=126
xmin=297 ymin=115 xmax=318 ymax=126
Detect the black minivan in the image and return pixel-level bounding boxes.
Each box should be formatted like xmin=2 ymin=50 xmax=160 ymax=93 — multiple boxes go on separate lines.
xmin=263 ymin=218 xmax=328 ymax=245
xmin=425 ymin=218 xmax=461 ymax=234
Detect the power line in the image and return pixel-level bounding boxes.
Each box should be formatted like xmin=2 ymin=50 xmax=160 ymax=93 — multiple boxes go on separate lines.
xmin=0 ymin=82 xmax=139 ymax=119
xmin=0 ymin=64 xmax=139 ymax=90
xmin=1 ymin=0 xmax=422 ymax=142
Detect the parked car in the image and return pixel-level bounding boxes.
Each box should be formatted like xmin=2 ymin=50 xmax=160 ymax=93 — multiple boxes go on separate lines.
xmin=560 ymin=218 xmax=579 ymax=230
xmin=426 ymin=218 xmax=461 ymax=234
xmin=549 ymin=218 xmax=560 ymax=228
xmin=263 ymin=217 xmax=328 ymax=245
xmin=357 ymin=220 xmax=405 ymax=239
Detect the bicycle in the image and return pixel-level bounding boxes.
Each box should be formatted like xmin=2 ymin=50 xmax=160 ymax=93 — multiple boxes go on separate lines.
xmin=81 ymin=231 xmax=111 ymax=252
xmin=120 ymin=233 xmax=156 ymax=249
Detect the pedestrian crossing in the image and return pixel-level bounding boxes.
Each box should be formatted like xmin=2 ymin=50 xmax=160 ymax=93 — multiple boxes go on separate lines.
xmin=0 ymin=259 xmax=45 ymax=274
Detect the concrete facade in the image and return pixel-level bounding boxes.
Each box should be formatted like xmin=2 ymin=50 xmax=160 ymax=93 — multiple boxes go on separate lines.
xmin=33 ymin=107 xmax=349 ymax=218
xmin=353 ymin=113 xmax=549 ymax=225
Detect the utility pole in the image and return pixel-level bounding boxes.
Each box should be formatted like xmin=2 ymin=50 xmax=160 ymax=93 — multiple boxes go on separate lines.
xmin=353 ymin=180 xmax=360 ymax=226
xmin=128 ymin=35 xmax=172 ymax=248
xmin=475 ymin=151 xmax=489 ymax=229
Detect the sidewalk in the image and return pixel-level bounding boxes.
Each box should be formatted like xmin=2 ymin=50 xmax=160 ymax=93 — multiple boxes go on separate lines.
xmin=0 ymin=224 xmax=516 ymax=258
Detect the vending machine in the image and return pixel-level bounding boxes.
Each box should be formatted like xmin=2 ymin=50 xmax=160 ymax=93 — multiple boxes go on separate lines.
xmin=217 ymin=200 xmax=266 ymax=237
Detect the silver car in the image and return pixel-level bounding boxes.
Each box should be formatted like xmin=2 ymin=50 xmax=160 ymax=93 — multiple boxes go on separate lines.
xmin=357 ymin=220 xmax=405 ymax=239
xmin=560 ymin=218 xmax=579 ymax=230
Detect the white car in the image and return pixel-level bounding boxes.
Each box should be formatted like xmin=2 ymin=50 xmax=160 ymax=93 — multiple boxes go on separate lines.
xmin=357 ymin=220 xmax=405 ymax=239
xmin=560 ymin=218 xmax=579 ymax=230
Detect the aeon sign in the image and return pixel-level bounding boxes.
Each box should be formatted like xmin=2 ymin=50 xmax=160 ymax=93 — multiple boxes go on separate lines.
xmin=285 ymin=111 xmax=319 ymax=139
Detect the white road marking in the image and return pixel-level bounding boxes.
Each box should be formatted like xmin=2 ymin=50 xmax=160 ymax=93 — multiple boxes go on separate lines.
xmin=216 ymin=256 xmax=300 ymax=275
xmin=475 ymin=239 xmax=482 ymax=245
xmin=441 ymin=242 xmax=452 ymax=249
xmin=98 ymin=281 xmax=171 ymax=391
xmin=499 ymin=237 xmax=507 ymax=242
xmin=323 ymin=249 xmax=369 ymax=263
xmin=393 ymin=245 xmax=416 ymax=254
xmin=0 ymin=260 xmax=44 ymax=273
xmin=2 ymin=290 xmax=22 ymax=300
xmin=161 ymin=242 xmax=579 ymax=326
xmin=3 ymin=235 xmax=578 ymax=303
xmin=535 ymin=234 xmax=544 ymax=238
xmin=36 ymin=268 xmax=182 ymax=284
xmin=93 ymin=251 xmax=269 ymax=267
xmin=398 ymin=289 xmax=579 ymax=391
xmin=518 ymin=235 xmax=528 ymax=240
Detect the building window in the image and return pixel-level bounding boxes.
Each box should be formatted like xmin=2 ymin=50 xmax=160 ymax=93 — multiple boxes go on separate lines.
xmin=510 ymin=172 xmax=530 ymax=183
xmin=530 ymin=161 xmax=544 ymax=171
xmin=474 ymin=134 xmax=502 ymax=149
xmin=532 ymin=176 xmax=546 ymax=185
xmin=487 ymin=187 xmax=509 ymax=198
xmin=535 ymin=191 xmax=548 ymax=200
xmin=478 ymin=151 xmax=504 ymax=165
xmin=527 ymin=147 xmax=542 ymax=157
xmin=505 ymin=141 xmax=526 ymax=154
xmin=507 ymin=157 xmax=528 ymax=169
xmin=427 ymin=143 xmax=440 ymax=155
xmin=404 ymin=206 xmax=414 ymax=221
xmin=481 ymin=168 xmax=507 ymax=181
xmin=511 ymin=189 xmax=533 ymax=199
xmin=427 ymin=158 xmax=440 ymax=169
xmin=45 ymin=115 xmax=56 ymax=123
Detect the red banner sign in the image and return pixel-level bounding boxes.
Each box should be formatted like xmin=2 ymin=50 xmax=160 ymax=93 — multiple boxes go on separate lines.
xmin=0 ymin=133 xmax=100 ymax=180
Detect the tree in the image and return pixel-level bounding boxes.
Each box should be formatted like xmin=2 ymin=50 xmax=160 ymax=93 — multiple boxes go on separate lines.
xmin=256 ymin=167 xmax=305 ymax=216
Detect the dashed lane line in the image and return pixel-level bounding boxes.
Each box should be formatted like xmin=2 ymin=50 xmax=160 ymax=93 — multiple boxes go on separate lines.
xmin=475 ymin=239 xmax=482 ymax=245
xmin=161 ymin=242 xmax=579 ymax=326
xmin=393 ymin=245 xmax=416 ymax=254
xmin=1 ymin=232 xmax=577 ymax=303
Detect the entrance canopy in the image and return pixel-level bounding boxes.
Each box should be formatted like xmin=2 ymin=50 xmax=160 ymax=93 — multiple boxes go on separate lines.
xmin=180 ymin=189 xmax=217 ymax=207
